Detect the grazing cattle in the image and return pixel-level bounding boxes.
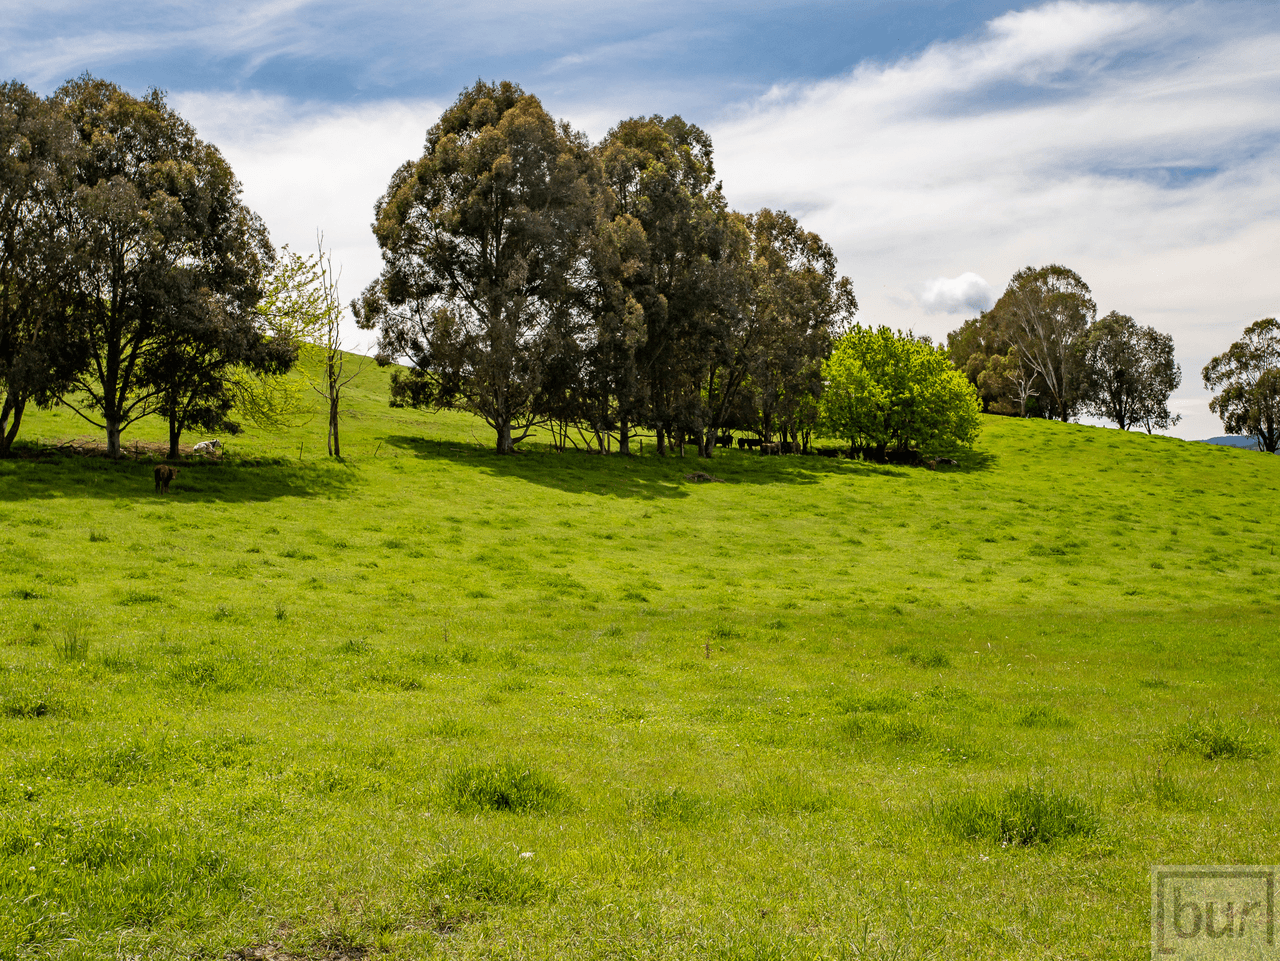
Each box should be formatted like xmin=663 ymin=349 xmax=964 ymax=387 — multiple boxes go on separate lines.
xmin=760 ymin=442 xmax=780 ymax=455
xmin=738 ymin=438 xmax=749 ymax=450
xmin=779 ymin=441 xmax=796 ymax=454
xmin=815 ymin=447 xmax=842 ymax=458
xmin=193 ymin=439 xmax=222 ymax=454
xmin=745 ymin=438 xmax=762 ymax=449
xmin=717 ymin=434 xmax=733 ymax=448
xmin=153 ymin=464 xmax=179 ymax=494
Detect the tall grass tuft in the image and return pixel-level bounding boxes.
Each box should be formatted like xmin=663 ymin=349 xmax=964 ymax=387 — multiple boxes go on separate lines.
xmin=54 ymin=614 xmax=90 ymax=661
xmin=1163 ymin=713 xmax=1266 ymax=760
xmin=935 ymin=782 xmax=1100 ymax=845
xmin=442 ymin=760 xmax=571 ymax=813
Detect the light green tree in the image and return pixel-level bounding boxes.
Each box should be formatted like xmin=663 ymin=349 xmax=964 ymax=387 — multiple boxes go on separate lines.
xmin=819 ymin=326 xmax=980 ymax=460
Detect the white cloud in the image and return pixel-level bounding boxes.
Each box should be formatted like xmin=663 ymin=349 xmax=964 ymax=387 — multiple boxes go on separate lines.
xmin=709 ymin=1 xmax=1280 ymax=440
xmin=147 ymin=1 xmax=1279 ymax=441
xmin=172 ymin=91 xmax=440 ymax=353
xmin=919 ymin=273 xmax=995 ymax=314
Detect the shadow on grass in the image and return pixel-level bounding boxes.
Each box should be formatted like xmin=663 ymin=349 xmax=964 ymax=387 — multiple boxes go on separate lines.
xmin=381 ymin=434 xmax=994 ymax=498
xmin=0 ymin=451 xmax=357 ymax=503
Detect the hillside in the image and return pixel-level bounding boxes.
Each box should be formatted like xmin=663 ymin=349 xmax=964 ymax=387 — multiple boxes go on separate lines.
xmin=0 ymin=357 xmax=1277 ymax=960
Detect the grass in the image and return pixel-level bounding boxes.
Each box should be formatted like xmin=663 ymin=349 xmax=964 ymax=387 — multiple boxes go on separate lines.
xmin=0 ymin=353 xmax=1277 ymax=959
xmin=1163 ymin=712 xmax=1267 ymax=760
xmin=934 ymin=782 xmax=1100 ymax=845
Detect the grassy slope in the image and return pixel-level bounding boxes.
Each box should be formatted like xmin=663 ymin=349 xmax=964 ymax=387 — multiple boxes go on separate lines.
xmin=0 ymin=357 xmax=1277 ymax=960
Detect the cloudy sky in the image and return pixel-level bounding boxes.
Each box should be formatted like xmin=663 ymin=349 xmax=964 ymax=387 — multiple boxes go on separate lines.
xmin=5 ymin=0 xmax=1277 ymax=438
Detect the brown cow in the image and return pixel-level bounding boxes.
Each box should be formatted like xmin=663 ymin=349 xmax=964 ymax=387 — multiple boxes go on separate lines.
xmin=153 ymin=464 xmax=180 ymax=494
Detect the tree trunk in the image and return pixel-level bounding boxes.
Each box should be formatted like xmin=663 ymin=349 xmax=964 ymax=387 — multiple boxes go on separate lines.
xmin=497 ymin=420 xmax=513 ymax=454
xmin=656 ymin=427 xmax=667 ymax=456
xmin=0 ymin=397 xmax=25 ymax=457
xmin=618 ymin=417 xmax=631 ymax=456
xmin=106 ymin=421 xmax=122 ymax=458
xmin=329 ymin=394 xmax=341 ymax=457
xmin=168 ymin=417 xmax=182 ymax=460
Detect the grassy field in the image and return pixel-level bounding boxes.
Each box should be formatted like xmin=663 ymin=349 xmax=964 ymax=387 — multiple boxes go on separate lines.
xmin=0 ymin=358 xmax=1277 ymax=960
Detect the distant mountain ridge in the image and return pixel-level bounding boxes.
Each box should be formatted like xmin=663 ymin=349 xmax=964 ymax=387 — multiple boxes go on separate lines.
xmin=1197 ymin=435 xmax=1275 ymax=451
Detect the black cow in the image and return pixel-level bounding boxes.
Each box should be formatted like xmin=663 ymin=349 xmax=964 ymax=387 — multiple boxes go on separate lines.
xmin=153 ymin=464 xmax=180 ymax=494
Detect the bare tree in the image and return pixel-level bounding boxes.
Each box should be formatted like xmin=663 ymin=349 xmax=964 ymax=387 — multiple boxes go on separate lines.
xmin=264 ymin=239 xmax=365 ymax=457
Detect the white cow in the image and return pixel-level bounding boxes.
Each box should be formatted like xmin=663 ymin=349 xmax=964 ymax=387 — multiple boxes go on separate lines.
xmin=193 ymin=439 xmax=222 ymax=454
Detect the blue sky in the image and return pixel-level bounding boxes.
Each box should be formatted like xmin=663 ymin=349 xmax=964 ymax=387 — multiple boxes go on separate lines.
xmin=4 ymin=0 xmax=1279 ymax=438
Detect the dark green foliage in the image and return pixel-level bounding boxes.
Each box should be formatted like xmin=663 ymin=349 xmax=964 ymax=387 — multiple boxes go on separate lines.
xmin=987 ymin=265 xmax=1095 ymax=422
xmin=51 ymin=76 xmax=281 ymax=458
xmin=359 ymin=80 xmax=599 ymax=454
xmin=0 ymin=82 xmax=85 ymax=457
xmin=935 ymin=783 xmax=1100 ymax=845
xmin=1083 ymin=311 xmax=1181 ymax=432
xmin=1203 ymin=317 xmax=1280 ymax=452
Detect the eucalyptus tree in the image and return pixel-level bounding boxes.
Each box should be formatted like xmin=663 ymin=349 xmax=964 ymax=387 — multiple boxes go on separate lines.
xmin=1203 ymin=318 xmax=1280 ymax=452
xmin=0 ymin=82 xmax=84 ymax=455
xmin=55 ymin=76 xmax=273 ymax=457
xmin=738 ymin=208 xmax=856 ymax=454
xmin=1083 ymin=311 xmax=1181 ymax=432
xmin=990 ymin=265 xmax=1095 ymax=421
xmin=946 ymin=311 xmax=1043 ymax=416
xmin=592 ymin=114 xmax=729 ymax=455
xmin=357 ymin=80 xmax=600 ymax=454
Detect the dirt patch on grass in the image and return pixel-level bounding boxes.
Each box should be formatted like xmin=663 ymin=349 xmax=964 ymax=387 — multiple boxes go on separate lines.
xmin=227 ymin=939 xmax=366 ymax=961
xmin=13 ymin=435 xmax=216 ymax=460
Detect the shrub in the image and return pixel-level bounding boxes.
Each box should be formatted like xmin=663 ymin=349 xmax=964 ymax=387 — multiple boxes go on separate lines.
xmin=935 ymin=783 xmax=1100 ymax=845
xmin=442 ymin=760 xmax=570 ymax=813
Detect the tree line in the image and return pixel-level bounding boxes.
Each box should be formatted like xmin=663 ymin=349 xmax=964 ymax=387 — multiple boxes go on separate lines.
xmin=0 ymin=77 xmax=310 ymax=459
xmin=53 ymin=74 xmax=1275 ymax=464
xmin=946 ymin=265 xmax=1184 ymax=432
xmin=947 ymin=264 xmax=1280 ymax=453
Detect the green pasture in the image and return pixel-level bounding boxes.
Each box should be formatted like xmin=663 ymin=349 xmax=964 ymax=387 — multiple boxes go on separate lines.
xmin=0 ymin=359 xmax=1277 ymax=960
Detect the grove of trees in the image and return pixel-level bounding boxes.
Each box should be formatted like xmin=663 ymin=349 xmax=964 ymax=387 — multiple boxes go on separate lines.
xmin=947 ymin=264 xmax=1182 ymax=432
xmin=33 ymin=73 xmax=1249 ymax=466
xmin=355 ymin=81 xmax=907 ymax=460
xmin=0 ymin=76 xmax=299 ymax=458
